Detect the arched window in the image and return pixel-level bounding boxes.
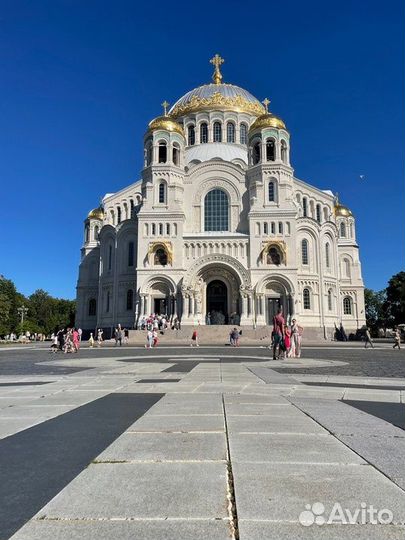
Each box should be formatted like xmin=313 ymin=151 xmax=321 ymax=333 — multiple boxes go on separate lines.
xmin=271 ymin=222 xmax=275 ymax=234
xmin=128 ymin=241 xmax=134 ymax=267
xmin=267 ymin=246 xmax=282 ymax=265
xmin=154 ymin=247 xmax=168 ymax=266
xmin=266 ymin=139 xmax=275 ymax=161
xmin=151 ymin=223 xmax=156 ymax=235
xmin=213 ymin=121 xmax=222 ymax=142
xmin=85 ymin=225 xmax=90 ymax=243
xmin=200 ymin=122 xmax=208 ymax=143
xmin=166 ymin=223 xmax=170 ymax=235
xmin=158 ymin=141 xmax=167 ymax=163
xmin=327 ymin=289 xmax=333 ymax=311
xmin=303 ymin=197 xmax=308 ymax=217
xmin=226 ymin=122 xmax=235 ymax=143
xmin=303 ymin=288 xmax=311 ymax=309
xmin=278 ymin=222 xmax=283 ymax=234
xmin=263 ymin=222 xmax=268 ymax=234
xmin=240 ymin=123 xmax=248 ymax=144
xmin=281 ymin=140 xmax=287 ymax=163
xmin=172 ymin=143 xmax=180 ymax=166
xmin=252 ymin=142 xmax=261 ymax=165
xmin=108 ymin=245 xmax=112 ymax=270
xmin=158 ymin=182 xmax=166 ymax=204
xmin=188 ymin=125 xmax=195 ymax=146
xmin=88 ymin=298 xmax=96 ymax=316
xmin=93 ymin=226 xmax=99 ymax=241
xmin=204 ymin=189 xmax=229 ymax=232
xmin=340 ymin=222 xmax=346 ymax=237
xmin=301 ymin=239 xmax=309 ymax=265
xmin=343 ymin=296 xmax=352 ymax=315
xmin=325 ymin=242 xmax=330 ymax=268
xmin=159 ymin=223 xmax=163 ymax=236
xmin=316 ymin=204 xmax=321 ymax=223
xmin=126 ymin=289 xmax=134 ymax=311
xmin=268 ymin=181 xmax=275 ymax=202
xmin=117 ymin=206 xmax=121 ymax=224
xmin=130 ymin=199 xmax=135 ymax=217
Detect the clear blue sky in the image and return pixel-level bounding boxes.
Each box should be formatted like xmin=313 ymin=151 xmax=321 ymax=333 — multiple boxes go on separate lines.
xmin=1 ymin=0 xmax=404 ymax=299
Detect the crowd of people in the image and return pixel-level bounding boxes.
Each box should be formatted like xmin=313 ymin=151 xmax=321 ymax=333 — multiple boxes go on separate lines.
xmin=50 ymin=327 xmax=82 ymax=354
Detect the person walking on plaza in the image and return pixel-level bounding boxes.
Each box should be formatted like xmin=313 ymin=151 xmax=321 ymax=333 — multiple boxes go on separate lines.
xmin=190 ymin=329 xmax=199 ymax=347
xmin=123 ymin=328 xmax=129 ymax=344
xmin=89 ymin=332 xmax=95 ymax=348
xmin=78 ymin=327 xmax=82 ymax=342
xmin=291 ymin=318 xmax=302 ymax=358
xmin=393 ymin=328 xmax=401 ymax=349
xmin=57 ymin=328 xmax=65 ymax=351
xmin=72 ymin=328 xmax=80 ymax=352
xmin=114 ymin=325 xmax=123 ymax=346
xmin=272 ymin=307 xmax=285 ymax=360
xmin=145 ymin=329 xmax=153 ymax=348
xmin=364 ymin=327 xmax=374 ymax=348
xmin=97 ymin=328 xmax=103 ymax=347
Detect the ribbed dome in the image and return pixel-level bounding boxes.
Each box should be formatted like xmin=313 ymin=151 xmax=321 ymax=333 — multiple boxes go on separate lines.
xmin=148 ymin=116 xmax=184 ymax=137
xmin=170 ymin=83 xmax=265 ymax=118
xmin=249 ymin=112 xmax=286 ymax=132
xmin=334 ymin=203 xmax=353 ymax=217
xmin=87 ymin=207 xmax=104 ymax=220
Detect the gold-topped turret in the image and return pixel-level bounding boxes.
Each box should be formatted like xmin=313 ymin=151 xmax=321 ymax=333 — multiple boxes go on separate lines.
xmin=210 ymin=54 xmax=225 ymax=84
xmin=334 ymin=194 xmax=353 ymax=217
xmin=249 ymin=98 xmax=286 ymax=131
xmin=147 ymin=100 xmax=185 ymax=137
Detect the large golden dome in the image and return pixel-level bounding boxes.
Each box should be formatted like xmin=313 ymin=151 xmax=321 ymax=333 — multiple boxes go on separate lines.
xmin=87 ymin=207 xmax=104 ymax=220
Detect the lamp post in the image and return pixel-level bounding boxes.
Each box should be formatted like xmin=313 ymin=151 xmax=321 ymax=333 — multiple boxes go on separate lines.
xmin=17 ymin=305 xmax=29 ymax=335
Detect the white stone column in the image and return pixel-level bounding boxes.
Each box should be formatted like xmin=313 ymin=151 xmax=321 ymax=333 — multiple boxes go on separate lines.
xmin=240 ymin=295 xmax=249 ymax=325
xmin=256 ymin=294 xmax=266 ymax=326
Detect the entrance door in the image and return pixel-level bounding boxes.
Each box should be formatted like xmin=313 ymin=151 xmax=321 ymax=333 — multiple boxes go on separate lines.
xmin=206 ymin=280 xmax=227 ymax=324
xmin=268 ymin=298 xmax=281 ymax=324
xmin=154 ymin=298 xmax=166 ymax=315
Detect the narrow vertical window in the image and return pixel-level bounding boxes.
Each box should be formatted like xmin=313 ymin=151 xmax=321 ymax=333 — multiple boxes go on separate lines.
xmin=172 ymin=144 xmax=180 ymax=166
xmin=266 ymin=139 xmax=275 ymax=161
xmin=303 ymin=197 xmax=308 ymax=217
xmin=240 ymin=123 xmax=247 ymax=144
xmin=106 ymin=291 xmax=110 ymax=313
xmin=328 ymin=289 xmax=333 ymax=311
xmin=281 ymin=140 xmax=287 ymax=163
xmin=343 ymin=296 xmax=352 ymax=314
xmin=303 ymin=288 xmax=311 ymax=309
xmin=88 ymin=298 xmax=96 ymax=316
xmin=268 ymin=181 xmax=275 ymax=202
xmin=316 ymin=204 xmax=321 ymax=223
xmin=166 ymin=223 xmax=170 ymax=235
xmin=158 ymin=141 xmax=167 ymax=163
xmin=263 ymin=222 xmax=268 ymax=234
xmin=252 ymin=142 xmax=261 ymax=164
xmin=108 ymin=245 xmax=112 ymax=270
xmin=325 ymin=242 xmax=330 ymax=268
xmin=117 ymin=206 xmax=121 ymax=224
xmin=158 ymin=182 xmax=166 ymax=204
xmin=301 ymin=239 xmax=309 ymax=265
xmin=159 ymin=223 xmax=163 ymax=235
xmin=200 ymin=122 xmax=208 ymax=143
xmin=213 ymin=121 xmax=222 ymax=142
xmin=271 ymin=222 xmax=275 ymax=234
xmin=188 ymin=125 xmax=195 ymax=146
xmin=126 ymin=289 xmax=134 ymax=311
xmin=128 ymin=241 xmax=134 ymax=267
xmin=278 ymin=222 xmax=283 ymax=234
xmin=151 ymin=223 xmax=156 ymax=235
xmin=226 ymin=122 xmax=235 ymax=143
xmin=340 ymin=222 xmax=346 ymax=237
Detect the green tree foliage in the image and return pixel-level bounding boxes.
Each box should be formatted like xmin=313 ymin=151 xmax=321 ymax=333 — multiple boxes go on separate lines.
xmin=0 ymin=278 xmax=75 ymax=336
xmin=364 ymin=288 xmax=388 ymax=335
xmin=385 ymin=271 xmax=405 ymax=325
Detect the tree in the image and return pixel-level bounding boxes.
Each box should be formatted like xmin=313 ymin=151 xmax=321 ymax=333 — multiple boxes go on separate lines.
xmin=364 ymin=288 xmax=388 ymax=336
xmin=385 ymin=271 xmax=405 ymax=326
xmin=0 ymin=278 xmax=21 ymax=335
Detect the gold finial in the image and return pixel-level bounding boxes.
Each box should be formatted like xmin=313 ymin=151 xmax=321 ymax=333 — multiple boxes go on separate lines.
xmin=210 ymin=54 xmax=224 ymax=84
xmin=335 ymin=192 xmax=340 ymax=205
xmin=161 ymin=100 xmax=170 ymax=116
xmin=262 ymin=98 xmax=271 ymax=112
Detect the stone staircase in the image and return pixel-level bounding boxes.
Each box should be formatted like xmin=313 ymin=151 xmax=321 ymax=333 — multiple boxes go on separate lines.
xmin=128 ymin=325 xmax=326 ymax=345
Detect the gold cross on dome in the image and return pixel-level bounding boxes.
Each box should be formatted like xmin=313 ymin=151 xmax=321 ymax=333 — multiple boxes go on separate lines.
xmin=262 ymin=98 xmax=271 ymax=112
xmin=161 ymin=100 xmax=170 ymax=116
xmin=210 ymin=54 xmax=224 ymax=84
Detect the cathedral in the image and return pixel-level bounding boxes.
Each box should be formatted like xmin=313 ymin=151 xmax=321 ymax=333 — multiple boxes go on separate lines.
xmin=75 ymin=55 xmax=366 ymax=338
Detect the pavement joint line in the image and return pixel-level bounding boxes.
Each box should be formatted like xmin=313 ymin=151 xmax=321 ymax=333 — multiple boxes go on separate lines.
xmin=125 ymin=430 xmax=225 ymax=434
xmin=34 ymin=516 xmax=231 ymax=522
xmin=91 ymin=459 xmax=227 ymax=464
xmin=288 ymin=398 xmax=405 ymax=494
xmin=222 ymin=394 xmax=239 ymax=540
xmin=231 ymin=461 xmax=365 ymax=466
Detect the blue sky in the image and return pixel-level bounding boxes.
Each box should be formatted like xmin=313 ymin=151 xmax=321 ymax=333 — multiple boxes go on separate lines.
xmin=1 ymin=0 xmax=404 ymax=299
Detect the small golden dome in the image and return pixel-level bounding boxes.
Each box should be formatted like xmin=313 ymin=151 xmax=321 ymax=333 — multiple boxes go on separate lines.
xmin=249 ymin=112 xmax=286 ymax=132
xmin=148 ymin=116 xmax=184 ymax=137
xmin=87 ymin=207 xmax=104 ymax=220
xmin=334 ymin=204 xmax=353 ymax=217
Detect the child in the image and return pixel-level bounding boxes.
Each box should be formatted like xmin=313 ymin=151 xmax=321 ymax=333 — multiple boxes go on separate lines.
xmin=190 ymin=329 xmax=199 ymax=346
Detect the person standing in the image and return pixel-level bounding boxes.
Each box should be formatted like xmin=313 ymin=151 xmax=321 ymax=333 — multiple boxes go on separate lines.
xmin=97 ymin=328 xmax=103 ymax=347
xmin=393 ymin=328 xmax=401 ymax=349
xmin=272 ymin=307 xmax=285 ymax=360
xmin=123 ymin=328 xmax=129 ymax=344
xmin=145 ymin=329 xmax=153 ymax=349
xmin=291 ymin=319 xmax=302 ymax=358
xmin=72 ymin=328 xmax=80 ymax=352
xmin=57 ymin=328 xmax=65 ymax=351
xmin=190 ymin=329 xmax=199 ymax=347
xmin=284 ymin=325 xmax=292 ymax=358
xmin=78 ymin=328 xmax=83 ymax=342
xmin=364 ymin=327 xmax=374 ymax=348
xmin=89 ymin=332 xmax=95 ymax=348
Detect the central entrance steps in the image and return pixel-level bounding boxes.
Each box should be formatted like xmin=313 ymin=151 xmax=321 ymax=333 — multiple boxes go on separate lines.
xmin=128 ymin=325 xmax=326 ymax=345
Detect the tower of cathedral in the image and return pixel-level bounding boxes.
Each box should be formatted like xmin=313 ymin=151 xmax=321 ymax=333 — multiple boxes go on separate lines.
xmin=76 ymin=55 xmax=365 ymax=338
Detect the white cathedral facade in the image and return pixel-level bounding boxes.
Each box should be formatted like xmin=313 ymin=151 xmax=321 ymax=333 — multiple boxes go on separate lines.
xmin=76 ymin=55 xmax=366 ymax=338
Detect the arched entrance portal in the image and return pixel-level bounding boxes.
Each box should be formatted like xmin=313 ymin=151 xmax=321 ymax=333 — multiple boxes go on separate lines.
xmin=206 ymin=280 xmax=228 ymax=324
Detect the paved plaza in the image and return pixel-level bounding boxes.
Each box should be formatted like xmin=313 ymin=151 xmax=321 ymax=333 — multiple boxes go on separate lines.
xmin=0 ymin=343 xmax=404 ymax=539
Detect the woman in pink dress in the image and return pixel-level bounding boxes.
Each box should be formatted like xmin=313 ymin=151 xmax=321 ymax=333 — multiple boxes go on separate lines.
xmin=72 ymin=328 xmax=80 ymax=352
